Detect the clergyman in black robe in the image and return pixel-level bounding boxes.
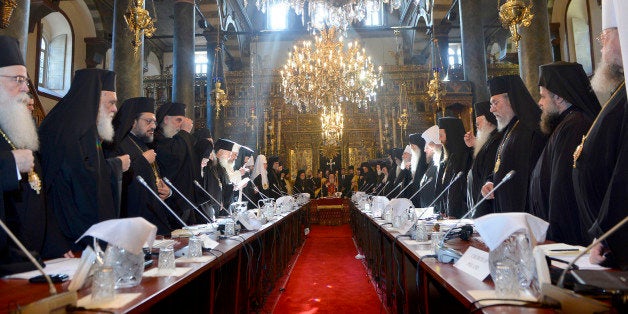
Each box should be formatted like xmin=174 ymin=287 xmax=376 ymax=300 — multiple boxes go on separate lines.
xmin=407 ymin=133 xmax=428 ymax=206
xmin=482 ymin=75 xmax=547 ymax=213
xmin=39 ymin=69 xmax=126 ymax=258
xmin=465 ymin=102 xmax=502 ymax=218
xmin=267 ymin=156 xmax=283 ymax=199
xmin=360 ymin=162 xmax=377 ymax=193
xmin=573 ymin=22 xmax=628 ymax=269
xmin=107 ymin=97 xmax=175 ymax=235
xmin=152 ymin=102 xmax=200 ymax=225
xmin=203 ymin=138 xmax=240 ymax=216
xmin=436 ymin=117 xmax=472 ymax=218
xmin=529 ymin=62 xmax=600 ymax=246
xmin=0 ymin=36 xmax=46 ymax=263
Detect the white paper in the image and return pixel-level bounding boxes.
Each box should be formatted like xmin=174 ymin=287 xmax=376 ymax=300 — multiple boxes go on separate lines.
xmin=454 ymin=247 xmax=491 ymax=281
xmin=474 ymin=213 xmax=549 ymax=251
xmin=176 ymin=255 xmax=216 ymax=263
xmin=143 ymin=267 xmax=192 ymax=277
xmin=77 ymin=293 xmax=141 ymax=309
xmin=548 ymin=254 xmax=609 ymax=270
xmin=77 ymin=217 xmax=157 ymax=255
xmin=4 ymin=258 xmax=80 ymax=280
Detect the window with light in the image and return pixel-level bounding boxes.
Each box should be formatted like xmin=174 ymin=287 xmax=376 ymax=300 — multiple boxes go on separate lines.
xmin=268 ymin=3 xmax=289 ymax=30
xmin=364 ymin=1 xmax=382 ymax=26
xmin=195 ymin=51 xmax=208 ymax=74
xmin=448 ymin=43 xmax=462 ymax=66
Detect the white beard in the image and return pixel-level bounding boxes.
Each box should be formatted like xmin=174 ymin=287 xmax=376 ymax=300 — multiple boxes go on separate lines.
xmin=473 ymin=128 xmax=491 ymax=158
xmin=96 ymin=105 xmax=115 ymax=142
xmin=219 ymin=156 xmax=240 ymax=184
xmin=161 ymin=123 xmax=179 ymax=138
xmin=0 ymin=92 xmax=39 ymax=151
xmin=591 ymin=59 xmax=624 ymax=106
xmin=410 ymin=147 xmax=421 ymax=178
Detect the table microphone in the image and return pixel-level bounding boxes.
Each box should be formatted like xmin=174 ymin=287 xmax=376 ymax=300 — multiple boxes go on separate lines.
xmin=435 ymin=170 xmax=515 ymax=263
xmin=427 ymin=171 xmax=464 ymax=208
xmin=193 ymin=180 xmax=230 ymax=216
xmin=557 ymin=215 xmax=628 ymax=288
xmin=393 ymin=179 xmax=415 ymax=199
xmin=384 ymin=182 xmax=403 ymax=198
xmin=162 ymin=177 xmax=212 ymax=224
xmin=272 ymin=184 xmax=287 ymax=196
xmin=375 ymin=181 xmax=389 ymax=196
xmin=138 ymin=176 xmax=188 ymax=227
xmin=248 ymin=180 xmax=269 ymax=199
xmin=407 ymin=177 xmax=433 ymax=201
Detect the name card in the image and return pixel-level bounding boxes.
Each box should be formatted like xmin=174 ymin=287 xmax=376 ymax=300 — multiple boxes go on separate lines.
xmin=454 ymin=246 xmax=490 ymax=281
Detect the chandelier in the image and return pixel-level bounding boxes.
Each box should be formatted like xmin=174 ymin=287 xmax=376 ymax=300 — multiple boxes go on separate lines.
xmin=0 ymin=0 xmax=17 ymax=29
xmin=280 ymin=27 xmax=382 ymax=113
xmin=426 ymin=37 xmax=447 ymax=116
xmin=320 ymin=104 xmax=344 ymax=159
xmin=249 ymin=0 xmax=401 ymax=30
xmin=124 ymin=0 xmax=157 ymax=53
xmin=498 ymin=0 xmax=534 ymax=49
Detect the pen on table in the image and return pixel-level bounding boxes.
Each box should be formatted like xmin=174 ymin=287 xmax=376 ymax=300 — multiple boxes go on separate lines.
xmin=549 ymin=249 xmax=580 ymax=252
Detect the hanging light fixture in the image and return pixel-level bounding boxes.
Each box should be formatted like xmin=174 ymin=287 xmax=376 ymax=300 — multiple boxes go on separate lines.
xmin=124 ymin=0 xmax=157 ymax=53
xmin=280 ymin=27 xmax=382 ymax=113
xmin=0 ymin=0 xmax=17 ymax=29
xmin=498 ymin=0 xmax=534 ymax=49
xmin=426 ymin=37 xmax=447 ymax=117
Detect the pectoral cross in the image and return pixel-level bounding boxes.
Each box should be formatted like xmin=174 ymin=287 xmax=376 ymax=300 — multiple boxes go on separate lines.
xmin=327 ymin=159 xmax=335 ymax=171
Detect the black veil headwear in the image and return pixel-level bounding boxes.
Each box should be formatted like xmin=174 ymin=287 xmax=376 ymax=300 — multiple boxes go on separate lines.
xmin=39 ymin=68 xmax=116 ymax=186
xmin=0 ymin=36 xmax=25 ymax=67
xmin=473 ymin=101 xmax=497 ymax=126
xmin=538 ymin=61 xmax=601 ymax=120
xmin=113 ymin=97 xmax=155 ymax=145
xmin=438 ymin=117 xmax=467 ymax=155
xmin=156 ymin=102 xmax=186 ymax=124
xmin=488 ymin=75 xmax=541 ymax=131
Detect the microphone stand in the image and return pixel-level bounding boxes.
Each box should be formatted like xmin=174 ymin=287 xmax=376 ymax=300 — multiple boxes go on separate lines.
xmin=375 ymin=181 xmax=389 ymax=196
xmin=408 ymin=177 xmax=433 ymax=201
xmin=436 ymin=170 xmax=515 ymax=263
xmin=163 ymin=177 xmax=212 ymax=224
xmin=427 ymin=171 xmax=464 ymax=208
xmin=138 ymin=176 xmax=188 ymax=227
xmin=384 ymin=182 xmax=403 ymax=198
xmin=393 ymin=180 xmax=415 ymax=199
xmin=193 ymin=180 xmax=229 ymax=218
xmin=249 ymin=180 xmax=270 ymax=199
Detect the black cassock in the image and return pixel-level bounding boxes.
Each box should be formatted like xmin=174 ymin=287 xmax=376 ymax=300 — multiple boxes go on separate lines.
xmin=492 ymin=117 xmax=546 ymax=213
xmin=111 ymin=134 xmax=174 ymax=234
xmin=253 ymin=174 xmax=271 ymax=202
xmin=392 ymin=168 xmax=411 ymax=198
xmin=202 ymin=163 xmax=235 ymax=217
xmin=529 ymin=107 xmax=591 ymax=246
xmin=418 ymin=163 xmax=438 ymax=208
xmin=435 ymin=151 xmax=472 ymax=218
xmin=467 ymin=129 xmax=502 ymax=218
xmin=267 ymin=169 xmax=282 ymax=199
xmin=153 ymin=130 xmax=201 ymax=225
xmin=573 ymin=84 xmax=628 ymax=269
xmin=39 ymin=131 xmax=122 ymax=258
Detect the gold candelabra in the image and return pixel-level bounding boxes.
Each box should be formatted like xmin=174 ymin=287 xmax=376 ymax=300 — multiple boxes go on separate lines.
xmin=280 ymin=27 xmax=382 ymax=113
xmin=498 ymin=0 xmax=534 ymax=49
xmin=124 ymin=0 xmax=157 ymax=53
xmin=426 ymin=38 xmax=447 ymax=116
xmin=0 ymin=0 xmax=17 ymax=29
xmin=212 ymin=81 xmax=229 ymax=117
xmin=320 ymin=104 xmax=344 ymax=159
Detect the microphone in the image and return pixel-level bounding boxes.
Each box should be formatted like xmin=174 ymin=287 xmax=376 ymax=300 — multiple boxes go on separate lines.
xmin=272 ymin=184 xmax=287 ymax=196
xmin=376 ymin=181 xmax=389 ymax=196
xmin=360 ymin=183 xmax=373 ymax=192
xmin=137 ymin=176 xmax=188 ymax=227
xmin=384 ymin=182 xmax=403 ymax=198
xmin=427 ymin=171 xmax=464 ymax=208
xmin=407 ymin=177 xmax=433 ymax=201
xmin=436 ymin=170 xmax=515 ymax=263
xmin=248 ymin=179 xmax=270 ymax=199
xmin=193 ymin=180 xmax=229 ymax=216
xmin=393 ymin=179 xmax=415 ymax=199
xmin=0 ymin=218 xmax=77 ymax=311
xmin=557 ymin=215 xmax=628 ymax=288
xmin=162 ymin=177 xmax=212 ymax=224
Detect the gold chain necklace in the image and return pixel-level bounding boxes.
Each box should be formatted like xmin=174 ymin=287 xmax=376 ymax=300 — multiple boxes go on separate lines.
xmin=0 ymin=127 xmax=41 ymax=194
xmin=494 ymin=120 xmax=520 ymax=173
xmin=128 ymin=135 xmax=162 ymax=185
xmin=573 ymin=81 xmax=625 ymax=168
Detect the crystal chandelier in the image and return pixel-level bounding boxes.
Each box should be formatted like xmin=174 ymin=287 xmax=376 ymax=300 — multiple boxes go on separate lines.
xmin=280 ymin=27 xmax=382 ymax=113
xmin=249 ymin=0 xmax=401 ymax=30
xmin=320 ymin=104 xmax=344 ymax=159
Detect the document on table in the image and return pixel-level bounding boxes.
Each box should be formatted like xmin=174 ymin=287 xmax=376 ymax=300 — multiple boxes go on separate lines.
xmin=3 ymin=258 xmax=81 ymax=280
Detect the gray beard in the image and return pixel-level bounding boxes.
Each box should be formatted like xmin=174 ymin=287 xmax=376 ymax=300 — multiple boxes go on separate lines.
xmin=161 ymin=123 xmax=179 ymax=138
xmin=473 ymin=128 xmax=491 ymax=158
xmin=410 ymin=148 xmax=421 ymax=177
xmin=97 ymin=106 xmax=114 ymax=142
xmin=219 ymin=157 xmax=240 ymax=184
xmin=591 ymin=59 xmax=624 ymax=106
xmin=0 ymin=93 xmax=39 ymax=151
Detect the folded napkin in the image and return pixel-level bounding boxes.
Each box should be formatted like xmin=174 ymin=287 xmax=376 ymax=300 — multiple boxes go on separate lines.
xmin=474 ymin=213 xmax=548 ymax=251
xmin=77 ymin=217 xmax=157 ymax=255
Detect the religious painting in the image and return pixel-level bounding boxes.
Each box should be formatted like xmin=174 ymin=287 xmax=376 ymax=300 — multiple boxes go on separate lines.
xmin=319 ymin=153 xmax=341 ymax=175
xmin=289 ymin=149 xmax=313 ymax=179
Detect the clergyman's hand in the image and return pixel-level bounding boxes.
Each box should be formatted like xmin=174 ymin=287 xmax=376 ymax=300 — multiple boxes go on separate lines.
xmin=157 ymin=180 xmax=171 ymax=200
xmin=464 ymin=131 xmax=476 ymax=148
xmin=12 ymin=149 xmax=34 ymax=173
xmin=118 ymin=154 xmax=131 ymax=172
xmin=181 ymin=117 xmax=194 ymax=133
xmin=143 ymin=149 xmax=157 ymax=164
xmin=589 ymin=242 xmax=608 ymax=265
xmin=480 ymin=181 xmax=495 ymax=199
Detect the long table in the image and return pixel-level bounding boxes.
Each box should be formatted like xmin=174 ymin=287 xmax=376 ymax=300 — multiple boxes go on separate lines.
xmin=0 ymin=206 xmax=308 ymax=313
xmin=350 ymin=204 xmax=556 ymax=313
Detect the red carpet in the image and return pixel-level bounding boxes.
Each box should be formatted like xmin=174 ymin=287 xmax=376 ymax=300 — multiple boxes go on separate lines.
xmin=272 ymin=225 xmax=385 ymax=313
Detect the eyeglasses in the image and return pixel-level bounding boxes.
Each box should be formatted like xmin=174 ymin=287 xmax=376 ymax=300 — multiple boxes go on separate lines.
xmin=596 ymin=27 xmax=617 ymax=45
xmin=0 ymin=75 xmax=29 ymax=86
xmin=138 ymin=117 xmax=157 ymax=125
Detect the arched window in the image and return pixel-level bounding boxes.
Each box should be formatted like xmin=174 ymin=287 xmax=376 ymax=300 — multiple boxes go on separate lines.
xmin=37 ymin=12 xmax=73 ymax=97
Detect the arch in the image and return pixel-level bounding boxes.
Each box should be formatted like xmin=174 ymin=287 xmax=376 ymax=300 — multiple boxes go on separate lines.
xmin=566 ymin=0 xmax=594 ymax=74
xmin=145 ymin=51 xmax=161 ymax=76
xmin=37 ymin=12 xmax=73 ymax=96
xmin=80 ymin=0 xmax=105 ymax=36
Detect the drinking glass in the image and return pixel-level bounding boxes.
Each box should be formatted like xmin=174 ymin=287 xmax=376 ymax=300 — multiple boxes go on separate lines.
xmin=158 ymin=246 xmax=175 ymax=270
xmin=188 ymin=237 xmax=203 ymax=258
xmin=431 ymin=231 xmax=444 ymax=252
xmin=492 ymin=261 xmax=520 ymax=298
xmin=91 ymin=266 xmax=115 ymax=302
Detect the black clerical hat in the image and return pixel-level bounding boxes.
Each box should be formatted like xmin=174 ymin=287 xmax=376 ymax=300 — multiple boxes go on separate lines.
xmin=156 ymin=102 xmax=186 ymax=124
xmin=438 ymin=116 xmax=467 ymax=154
xmin=268 ymin=155 xmax=280 ymax=165
xmin=360 ymin=162 xmax=370 ymax=169
xmin=0 ymin=36 xmax=25 ymax=68
xmin=473 ymin=101 xmax=497 ymax=126
xmin=538 ymin=61 xmax=601 ymax=120
xmin=101 ymin=70 xmax=116 ymax=92
xmin=347 ymin=165 xmax=354 ymax=170
xmin=113 ymin=97 xmax=156 ymax=144
xmin=393 ymin=148 xmax=403 ymax=160
xmin=239 ymin=145 xmax=254 ymax=157
xmin=214 ymin=138 xmax=236 ymax=152
xmin=408 ymin=133 xmax=424 ymax=147
xmin=488 ymin=75 xmax=541 ymax=131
